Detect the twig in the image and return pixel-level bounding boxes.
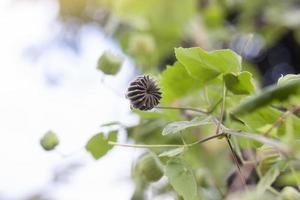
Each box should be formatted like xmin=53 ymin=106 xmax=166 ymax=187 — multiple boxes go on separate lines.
xmin=264 ymin=106 xmax=300 ymax=137
xmin=226 ymin=136 xmax=247 ymax=188
xmin=156 ymin=106 xmax=208 ymax=114
xmin=109 ymin=132 xmax=225 ymax=149
xmin=215 ymin=83 xmax=226 ymax=135
xmin=223 ymin=128 xmax=291 ymax=155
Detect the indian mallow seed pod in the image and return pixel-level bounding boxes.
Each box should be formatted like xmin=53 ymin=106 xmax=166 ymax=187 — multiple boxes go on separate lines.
xmin=126 ymin=75 xmax=162 ymax=110
xmin=281 ymin=186 xmax=300 ymax=200
xmin=136 ymin=153 xmax=163 ymax=182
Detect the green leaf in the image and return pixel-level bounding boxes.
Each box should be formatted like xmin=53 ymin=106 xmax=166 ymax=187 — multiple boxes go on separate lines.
xmin=159 ymin=147 xmax=185 ymax=157
xmin=85 ymin=131 xmax=117 ymax=160
xmin=175 ymin=47 xmax=241 ymax=83
xmin=224 ymin=71 xmax=255 ymax=95
xmin=162 ymin=116 xmax=211 ymax=135
xmin=232 ymin=79 xmax=300 ymax=115
xmin=97 ymin=51 xmax=123 ymax=75
xmin=160 ymin=62 xmax=200 ymax=103
xmin=278 ymin=74 xmax=300 ymax=86
xmin=165 ymin=158 xmax=199 ymax=200
xmin=40 ymin=130 xmax=59 ymax=151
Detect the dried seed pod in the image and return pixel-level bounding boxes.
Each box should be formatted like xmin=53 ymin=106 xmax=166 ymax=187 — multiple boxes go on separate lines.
xmin=126 ymin=75 xmax=162 ymax=110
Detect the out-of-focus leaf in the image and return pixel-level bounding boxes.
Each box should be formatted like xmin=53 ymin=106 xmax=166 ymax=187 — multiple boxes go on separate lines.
xmin=85 ymin=131 xmax=117 ymax=159
xmin=257 ymin=161 xmax=286 ymax=194
xmin=224 ymin=71 xmax=255 ymax=95
xmin=278 ymin=74 xmax=300 ymax=86
xmin=175 ymin=47 xmax=241 ymax=84
xmin=162 ymin=116 xmax=211 ymax=135
xmin=97 ymin=51 xmax=123 ymax=75
xmin=159 ymin=147 xmax=185 ymax=158
xmin=256 ymin=145 xmax=281 ymax=176
xmin=232 ymin=80 xmax=300 ymax=115
xmin=160 ymin=62 xmax=200 ymax=103
xmin=278 ymin=171 xmax=300 ymax=186
xmin=40 ymin=131 xmax=59 ymax=151
xmin=165 ymin=158 xmax=199 ymax=200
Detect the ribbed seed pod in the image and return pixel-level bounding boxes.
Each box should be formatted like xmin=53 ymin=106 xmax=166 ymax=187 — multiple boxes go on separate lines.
xmin=126 ymin=75 xmax=162 ymax=110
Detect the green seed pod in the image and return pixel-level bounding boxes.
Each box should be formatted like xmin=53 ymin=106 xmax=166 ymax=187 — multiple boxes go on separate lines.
xmin=128 ymin=33 xmax=156 ymax=55
xmin=40 ymin=131 xmax=59 ymax=151
xmin=97 ymin=51 xmax=123 ymax=75
xmin=281 ymin=186 xmax=300 ymax=200
xmin=256 ymin=145 xmax=281 ymax=176
xmin=136 ymin=153 xmax=163 ymax=182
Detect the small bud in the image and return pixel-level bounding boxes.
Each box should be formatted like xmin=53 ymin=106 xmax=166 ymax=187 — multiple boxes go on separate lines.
xmin=97 ymin=51 xmax=123 ymax=75
xmin=126 ymin=75 xmax=162 ymax=110
xmin=136 ymin=153 xmax=163 ymax=182
xmin=40 ymin=131 xmax=59 ymax=151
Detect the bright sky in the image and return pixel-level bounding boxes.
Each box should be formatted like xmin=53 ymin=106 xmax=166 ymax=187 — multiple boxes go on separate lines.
xmin=0 ymin=0 xmax=143 ymax=199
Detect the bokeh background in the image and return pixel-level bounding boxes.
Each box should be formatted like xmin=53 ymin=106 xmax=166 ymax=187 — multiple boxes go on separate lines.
xmin=1 ymin=0 xmax=300 ymax=199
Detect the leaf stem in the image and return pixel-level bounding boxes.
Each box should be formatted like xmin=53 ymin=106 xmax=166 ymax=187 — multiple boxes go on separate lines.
xmin=225 ymin=136 xmax=247 ymax=188
xmin=109 ymin=132 xmax=225 ymax=149
xmin=156 ymin=106 xmax=208 ymax=114
xmin=215 ymin=82 xmax=226 ymax=134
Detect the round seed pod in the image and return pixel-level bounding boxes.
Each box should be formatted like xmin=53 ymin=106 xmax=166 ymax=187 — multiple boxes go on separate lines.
xmin=126 ymin=75 xmax=162 ymax=110
xmin=136 ymin=153 xmax=163 ymax=182
xmin=281 ymin=186 xmax=300 ymax=200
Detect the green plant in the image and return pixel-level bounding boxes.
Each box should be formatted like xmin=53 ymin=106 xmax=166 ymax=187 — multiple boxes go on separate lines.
xmin=105 ymin=47 xmax=300 ymax=200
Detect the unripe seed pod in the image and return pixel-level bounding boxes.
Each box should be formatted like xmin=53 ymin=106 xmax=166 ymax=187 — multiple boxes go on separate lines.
xmin=97 ymin=51 xmax=123 ymax=75
xmin=281 ymin=186 xmax=300 ymax=200
xmin=136 ymin=153 xmax=163 ymax=182
xmin=40 ymin=131 xmax=59 ymax=151
xmin=126 ymin=75 xmax=162 ymax=110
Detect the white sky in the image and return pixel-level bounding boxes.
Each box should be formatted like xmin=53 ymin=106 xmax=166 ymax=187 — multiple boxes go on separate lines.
xmin=0 ymin=0 xmax=142 ymax=199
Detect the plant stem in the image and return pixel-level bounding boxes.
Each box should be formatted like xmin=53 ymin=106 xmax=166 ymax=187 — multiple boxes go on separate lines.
xmin=215 ymin=83 xmax=226 ymax=135
xmin=224 ymin=128 xmax=291 ymax=154
xmin=264 ymin=106 xmax=300 ymax=137
xmin=156 ymin=106 xmax=208 ymax=114
xmin=225 ymin=136 xmax=247 ymax=188
xmin=109 ymin=132 xmax=225 ymax=149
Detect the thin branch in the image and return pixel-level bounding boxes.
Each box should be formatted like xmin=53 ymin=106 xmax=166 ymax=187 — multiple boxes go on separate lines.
xmin=156 ymin=106 xmax=208 ymax=114
xmin=223 ymin=128 xmax=291 ymax=155
xmin=109 ymin=132 xmax=225 ymax=149
xmin=108 ymin=141 xmax=184 ymax=148
xmin=226 ymin=136 xmax=247 ymax=188
xmin=264 ymin=106 xmax=300 ymax=137
xmin=215 ymin=83 xmax=226 ymax=135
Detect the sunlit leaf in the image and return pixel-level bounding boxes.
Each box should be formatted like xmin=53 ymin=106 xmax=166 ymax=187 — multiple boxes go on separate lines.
xmin=85 ymin=131 xmax=117 ymax=159
xmin=165 ymin=158 xmax=199 ymax=200
xmin=175 ymin=47 xmax=241 ymax=83
xmin=162 ymin=116 xmax=211 ymax=135
xmin=224 ymin=71 xmax=255 ymax=95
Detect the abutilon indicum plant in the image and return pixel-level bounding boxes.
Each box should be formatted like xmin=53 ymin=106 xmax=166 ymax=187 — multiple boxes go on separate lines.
xmin=42 ymin=46 xmax=300 ymax=200
xmin=108 ymin=47 xmax=300 ymax=200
